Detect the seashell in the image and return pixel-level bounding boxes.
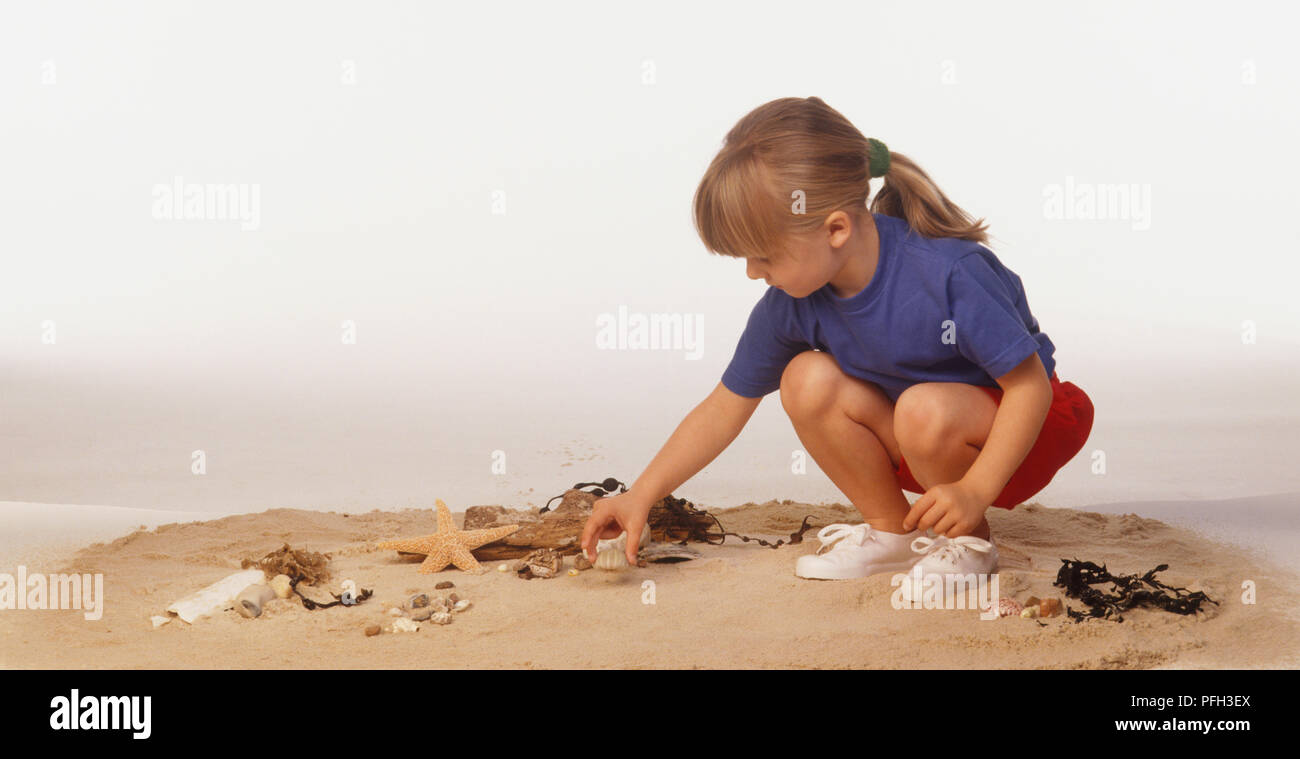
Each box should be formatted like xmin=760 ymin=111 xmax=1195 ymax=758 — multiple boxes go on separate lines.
xmin=596 ymin=529 xmax=649 ymax=556
xmin=235 ymin=584 xmax=276 ymax=619
xmin=515 ymin=548 xmax=562 ymax=579
xmin=595 ymin=548 xmax=629 ymax=571
xmin=429 ymin=597 xmax=450 ymax=613
xmin=269 ymin=574 xmax=292 ymax=599
xmin=409 ymin=605 xmax=437 ymax=622
xmin=364 ymin=624 xmax=381 ymax=637
xmin=150 ymin=615 xmax=171 ymax=629
xmin=407 ymin=593 xmax=430 ymax=610
xmin=573 ymin=554 xmax=592 ymax=571
xmin=1021 ymin=606 xmax=1040 ymax=619
xmin=452 ymin=599 xmax=471 ymax=612
xmin=435 ymin=581 xmax=454 ymax=590
xmin=995 ymin=598 xmax=1023 ymax=618
xmin=640 ymin=543 xmax=702 ymax=563
xmin=1039 ymin=598 xmax=1062 ymax=617
xmin=497 ymin=564 xmax=509 ymax=572
xmin=390 ymin=618 xmax=420 ymax=633
xmin=567 ymin=568 xmax=580 ymax=577
xmin=166 ymin=569 xmax=268 ymax=624
xmin=429 ymin=611 xmax=453 ymax=625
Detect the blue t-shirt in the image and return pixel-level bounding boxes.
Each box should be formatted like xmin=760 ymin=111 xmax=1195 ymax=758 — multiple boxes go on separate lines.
xmin=720 ymin=212 xmax=1057 ymax=401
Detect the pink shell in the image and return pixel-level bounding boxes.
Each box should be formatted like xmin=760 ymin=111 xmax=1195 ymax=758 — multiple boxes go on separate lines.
xmin=995 ymin=598 xmax=1024 ymax=618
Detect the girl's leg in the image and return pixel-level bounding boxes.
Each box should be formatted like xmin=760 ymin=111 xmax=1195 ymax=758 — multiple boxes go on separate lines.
xmin=893 ymin=382 xmax=1001 ymax=539
xmin=779 ymin=351 xmax=911 ymax=533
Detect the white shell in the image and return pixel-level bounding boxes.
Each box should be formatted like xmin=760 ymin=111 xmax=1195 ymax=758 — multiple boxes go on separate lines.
xmin=150 ymin=615 xmax=171 ymax=629
xmin=429 ymin=611 xmax=453 ymax=625
xmin=452 ymin=599 xmax=471 ymax=612
xmin=165 ymin=569 xmax=267 ymax=624
xmin=269 ymin=574 xmax=293 ymax=599
xmin=497 ymin=563 xmax=509 ymax=572
xmin=595 ymin=548 xmax=629 ymax=571
xmin=390 ymin=618 xmax=420 ymax=633
xmin=596 ymin=528 xmax=649 ymax=555
xmin=235 ymin=584 xmax=276 ymax=619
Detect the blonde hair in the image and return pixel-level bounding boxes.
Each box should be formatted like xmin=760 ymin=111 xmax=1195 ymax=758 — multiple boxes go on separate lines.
xmin=692 ymin=96 xmax=993 ymax=260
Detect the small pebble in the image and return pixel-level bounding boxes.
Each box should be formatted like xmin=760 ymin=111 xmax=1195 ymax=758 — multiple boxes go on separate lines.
xmin=1040 ymin=598 xmax=1062 ymax=617
xmin=269 ymin=574 xmax=293 ymax=599
xmin=568 ymin=568 xmax=580 ymax=577
xmin=388 ymin=607 xmax=405 ymax=617
xmin=497 ymin=564 xmax=509 ymax=572
xmin=573 ymin=555 xmax=592 ymax=571
xmin=407 ymin=593 xmax=429 ymax=609
xmin=409 ymin=606 xmax=437 ymax=622
xmin=364 ymin=624 xmax=381 ymax=637
xmin=435 ymin=581 xmax=454 ymax=589
xmin=448 ymin=593 xmax=459 ymax=603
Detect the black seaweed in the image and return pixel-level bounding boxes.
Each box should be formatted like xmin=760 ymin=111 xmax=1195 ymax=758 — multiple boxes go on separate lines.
xmin=290 ymin=577 xmax=374 ymax=611
xmin=1053 ymin=558 xmax=1218 ymax=623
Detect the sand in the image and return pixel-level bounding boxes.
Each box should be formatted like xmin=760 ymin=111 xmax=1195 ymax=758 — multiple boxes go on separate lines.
xmin=2 ymin=500 xmax=1297 ymax=669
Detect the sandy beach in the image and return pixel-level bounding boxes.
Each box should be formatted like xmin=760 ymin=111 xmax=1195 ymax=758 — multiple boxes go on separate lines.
xmin=2 ymin=497 xmax=1296 ymax=670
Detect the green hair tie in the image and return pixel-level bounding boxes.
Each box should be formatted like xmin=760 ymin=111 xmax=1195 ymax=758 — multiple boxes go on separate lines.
xmin=867 ymin=137 xmax=891 ymax=178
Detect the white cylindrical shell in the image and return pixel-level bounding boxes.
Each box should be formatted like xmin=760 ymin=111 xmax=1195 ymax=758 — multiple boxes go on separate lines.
xmin=235 ymin=584 xmax=276 ymax=618
xmin=166 ymin=569 xmax=267 ymax=624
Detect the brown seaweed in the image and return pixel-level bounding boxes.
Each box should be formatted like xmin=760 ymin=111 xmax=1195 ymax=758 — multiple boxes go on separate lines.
xmin=241 ymin=543 xmax=332 ymax=586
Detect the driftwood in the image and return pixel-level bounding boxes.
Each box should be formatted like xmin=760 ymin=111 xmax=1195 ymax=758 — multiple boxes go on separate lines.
xmin=446 ymin=489 xmax=725 ymax=561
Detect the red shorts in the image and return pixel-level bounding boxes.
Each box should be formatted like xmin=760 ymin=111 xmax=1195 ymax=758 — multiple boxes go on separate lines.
xmin=892 ymin=371 xmax=1094 ymax=509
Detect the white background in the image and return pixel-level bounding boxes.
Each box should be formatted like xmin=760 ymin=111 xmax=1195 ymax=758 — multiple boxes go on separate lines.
xmin=2 ymin=1 xmax=1297 ymax=515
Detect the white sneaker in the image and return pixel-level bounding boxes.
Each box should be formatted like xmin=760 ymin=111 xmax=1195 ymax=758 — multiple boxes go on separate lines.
xmin=795 ymin=523 xmax=924 ymax=580
xmin=909 ymin=534 xmax=1000 ymax=575
xmin=895 ymin=534 xmax=1000 ymax=604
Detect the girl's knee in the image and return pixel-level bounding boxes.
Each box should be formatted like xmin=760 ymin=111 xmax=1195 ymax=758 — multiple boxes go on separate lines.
xmin=779 ymin=350 xmax=841 ymax=418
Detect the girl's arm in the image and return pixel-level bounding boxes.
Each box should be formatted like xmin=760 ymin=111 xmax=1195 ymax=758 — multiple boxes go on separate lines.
xmin=629 ymin=381 xmax=762 ymax=505
xmin=958 ymin=352 xmax=1054 ymax=505
xmin=580 ymin=381 xmax=762 ymax=562
xmin=903 ymin=352 xmax=1053 ymax=535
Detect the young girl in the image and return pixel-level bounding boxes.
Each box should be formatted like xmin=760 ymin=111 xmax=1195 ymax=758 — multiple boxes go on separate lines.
xmin=580 ymin=96 xmax=1094 ymax=581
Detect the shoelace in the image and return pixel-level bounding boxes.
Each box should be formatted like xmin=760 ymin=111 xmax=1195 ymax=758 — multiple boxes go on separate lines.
xmin=909 ymin=535 xmax=994 ymax=564
xmin=814 ymin=523 xmax=879 ymax=555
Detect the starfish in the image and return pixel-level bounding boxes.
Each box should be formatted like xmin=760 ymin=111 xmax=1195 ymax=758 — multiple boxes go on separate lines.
xmin=377 ymin=499 xmax=520 ymax=574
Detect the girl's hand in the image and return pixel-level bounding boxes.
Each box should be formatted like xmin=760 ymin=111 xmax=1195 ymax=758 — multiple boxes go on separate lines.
xmin=580 ymin=491 xmax=651 ymax=565
xmin=902 ymin=481 xmax=988 ymax=537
